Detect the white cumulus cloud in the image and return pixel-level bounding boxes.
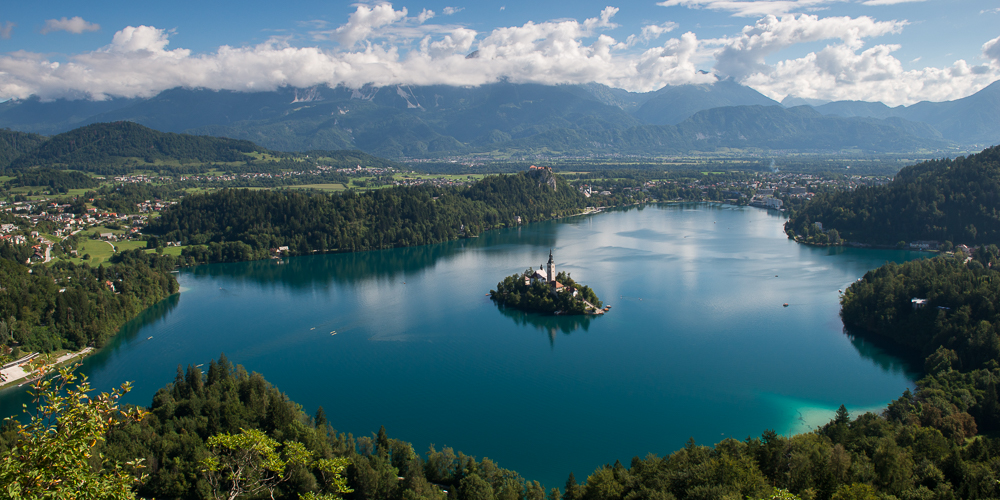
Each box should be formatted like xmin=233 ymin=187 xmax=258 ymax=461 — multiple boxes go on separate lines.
xmin=984 ymin=36 xmax=1000 ymax=65
xmin=713 ymin=14 xmax=905 ymax=80
xmin=323 ymin=3 xmax=408 ymax=46
xmin=442 ymin=7 xmax=464 ymax=16
xmin=41 ymin=16 xmax=100 ymax=35
xmin=0 ymin=5 xmax=996 ymax=107
xmin=742 ymin=40 xmax=997 ymax=106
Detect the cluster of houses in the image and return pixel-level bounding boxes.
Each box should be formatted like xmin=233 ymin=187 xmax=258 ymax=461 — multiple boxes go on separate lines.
xmin=136 ymin=199 xmax=174 ymax=213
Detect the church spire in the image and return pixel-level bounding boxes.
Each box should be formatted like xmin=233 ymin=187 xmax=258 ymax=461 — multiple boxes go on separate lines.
xmin=546 ymin=249 xmax=555 ymax=284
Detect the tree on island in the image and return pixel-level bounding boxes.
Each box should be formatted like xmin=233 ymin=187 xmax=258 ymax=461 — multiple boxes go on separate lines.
xmin=490 ymin=270 xmax=603 ymax=315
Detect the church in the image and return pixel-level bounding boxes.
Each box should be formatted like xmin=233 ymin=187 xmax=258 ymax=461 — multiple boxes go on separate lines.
xmin=525 ymin=250 xmax=572 ymax=294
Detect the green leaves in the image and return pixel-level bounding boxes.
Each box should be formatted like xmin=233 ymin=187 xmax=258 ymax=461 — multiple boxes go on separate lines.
xmin=0 ymin=363 xmax=147 ymax=500
xmin=202 ymin=428 xmax=352 ymax=500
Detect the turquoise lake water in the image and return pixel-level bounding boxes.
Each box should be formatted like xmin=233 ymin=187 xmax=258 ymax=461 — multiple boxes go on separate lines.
xmin=0 ymin=203 xmax=926 ymax=487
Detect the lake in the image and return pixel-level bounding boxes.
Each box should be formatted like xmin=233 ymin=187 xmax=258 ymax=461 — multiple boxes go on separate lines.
xmin=0 ymin=203 xmax=925 ymax=488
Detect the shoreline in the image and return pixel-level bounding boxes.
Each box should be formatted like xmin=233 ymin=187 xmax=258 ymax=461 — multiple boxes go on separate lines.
xmin=0 ymin=347 xmax=95 ymax=391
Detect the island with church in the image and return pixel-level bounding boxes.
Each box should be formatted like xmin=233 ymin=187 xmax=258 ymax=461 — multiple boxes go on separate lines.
xmin=489 ymin=250 xmax=607 ymax=315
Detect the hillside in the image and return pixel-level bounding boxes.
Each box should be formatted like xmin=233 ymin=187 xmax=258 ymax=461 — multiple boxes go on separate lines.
xmin=4 ymin=121 xmax=266 ymax=174
xmin=0 ymin=121 xmax=401 ymax=175
xmin=144 ymin=169 xmax=586 ymax=259
xmin=0 ymin=129 xmax=47 ymax=170
xmin=785 ymin=145 xmax=1000 ymax=246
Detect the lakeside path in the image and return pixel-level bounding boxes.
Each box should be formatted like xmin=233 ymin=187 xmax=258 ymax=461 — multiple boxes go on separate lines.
xmin=0 ymin=347 xmax=94 ymax=389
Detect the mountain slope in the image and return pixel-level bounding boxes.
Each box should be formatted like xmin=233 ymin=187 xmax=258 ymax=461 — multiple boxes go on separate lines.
xmin=814 ymin=80 xmax=1000 ymax=144
xmin=0 ymin=80 xmax=979 ymax=158
xmin=5 ymin=121 xmax=266 ymax=174
xmin=0 ymin=129 xmax=47 ymax=170
xmin=632 ymin=79 xmax=779 ymax=125
xmin=785 ymin=144 xmax=1000 ymax=245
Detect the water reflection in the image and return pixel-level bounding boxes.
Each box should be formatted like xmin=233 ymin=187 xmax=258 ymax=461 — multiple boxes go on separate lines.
xmin=0 ymin=292 xmax=181 ymax=418
xmin=844 ymin=328 xmax=924 ymax=379
xmin=186 ymin=224 xmax=561 ymax=289
xmin=493 ymin=302 xmax=595 ymax=346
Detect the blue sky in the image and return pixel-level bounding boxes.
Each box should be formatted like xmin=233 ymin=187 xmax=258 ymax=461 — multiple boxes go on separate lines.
xmin=0 ymin=1 xmax=998 ymax=106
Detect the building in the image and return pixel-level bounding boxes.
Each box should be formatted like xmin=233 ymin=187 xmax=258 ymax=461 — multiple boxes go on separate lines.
xmin=530 ymin=250 xmax=557 ymax=285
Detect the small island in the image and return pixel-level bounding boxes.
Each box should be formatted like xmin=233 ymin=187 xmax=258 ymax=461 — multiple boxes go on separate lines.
xmin=490 ymin=250 xmax=606 ymax=315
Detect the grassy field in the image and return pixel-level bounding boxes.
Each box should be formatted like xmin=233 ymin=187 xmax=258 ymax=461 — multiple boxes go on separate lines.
xmin=69 ymin=239 xmax=117 ymax=266
xmin=286 ymin=183 xmax=347 ymax=192
xmin=144 ymin=245 xmax=186 ymax=256
xmin=114 ymin=240 xmax=148 ymax=252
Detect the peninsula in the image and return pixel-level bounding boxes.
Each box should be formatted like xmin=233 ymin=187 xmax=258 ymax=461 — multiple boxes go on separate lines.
xmin=490 ymin=250 xmax=606 ymax=315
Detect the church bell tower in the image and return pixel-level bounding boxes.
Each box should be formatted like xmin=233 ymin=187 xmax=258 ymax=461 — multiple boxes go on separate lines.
xmin=546 ymin=249 xmax=556 ymax=284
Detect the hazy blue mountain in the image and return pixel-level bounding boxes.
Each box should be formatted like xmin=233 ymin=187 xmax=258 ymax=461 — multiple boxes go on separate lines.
xmin=814 ymin=100 xmax=898 ymax=119
xmin=631 ymin=80 xmax=779 ymax=125
xmin=781 ymin=95 xmax=830 ymax=107
xmin=476 ymin=105 xmax=947 ymax=155
xmin=0 ymin=80 xmax=979 ymax=158
xmin=0 ymin=95 xmax=139 ymax=135
xmin=813 ymin=80 xmax=1000 ymax=144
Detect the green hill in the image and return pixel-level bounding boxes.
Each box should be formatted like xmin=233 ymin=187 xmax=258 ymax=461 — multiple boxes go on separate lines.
xmin=785 ymin=145 xmax=1000 ymax=245
xmin=0 ymin=129 xmax=47 ymax=170
xmin=5 ymin=121 xmax=266 ymax=174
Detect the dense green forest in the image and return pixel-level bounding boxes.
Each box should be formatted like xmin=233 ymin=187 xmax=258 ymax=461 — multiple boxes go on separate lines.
xmin=0 ymin=122 xmax=403 ymax=176
xmin=785 ymin=145 xmax=1000 ymax=246
xmin=145 ymin=169 xmax=587 ymax=262
xmin=11 ymin=168 xmax=99 ymax=191
xmin=491 ymin=270 xmax=603 ymax=314
xmin=0 ymin=129 xmax=47 ymax=170
xmin=15 ymin=328 xmax=1000 ymax=500
xmin=0 ymin=247 xmax=178 ymax=353
xmin=4 ymin=122 xmax=265 ymax=174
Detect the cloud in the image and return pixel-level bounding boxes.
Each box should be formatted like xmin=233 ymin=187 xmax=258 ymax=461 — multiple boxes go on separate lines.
xmin=0 ymin=5 xmax=996 ymax=107
xmin=416 ymin=9 xmax=435 ymax=24
xmin=713 ymin=14 xmax=905 ymax=80
xmin=984 ymin=35 xmax=1000 ymax=65
xmin=41 ymin=16 xmax=100 ymax=35
xmin=500 ymin=6 xmax=505 ymax=11
xmin=982 ymin=8 xmax=1000 ymax=14
xmin=741 ymin=40 xmax=997 ymax=106
xmin=442 ymin=7 xmax=464 ymax=16
xmin=0 ymin=21 xmax=13 ymax=40
xmin=860 ymin=0 xmax=924 ymax=5
xmin=641 ymin=22 xmax=680 ymax=41
xmin=321 ymin=3 xmax=408 ymax=46
xmin=657 ymin=0 xmax=843 ymax=17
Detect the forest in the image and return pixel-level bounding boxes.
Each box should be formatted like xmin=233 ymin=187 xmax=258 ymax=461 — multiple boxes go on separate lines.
xmin=145 ymin=169 xmax=587 ymax=263
xmin=784 ymin=145 xmax=1000 ymax=246
xmin=0 ymin=247 xmax=178 ymax=353
xmin=491 ymin=270 xmax=603 ymax=314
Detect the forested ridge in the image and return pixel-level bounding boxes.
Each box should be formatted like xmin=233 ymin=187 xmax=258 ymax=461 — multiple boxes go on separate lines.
xmin=146 ymin=169 xmax=587 ymax=262
xmin=4 ymin=122 xmax=265 ymax=174
xmin=0 ymin=247 xmax=178 ymax=353
xmin=785 ymin=145 xmax=1000 ymax=246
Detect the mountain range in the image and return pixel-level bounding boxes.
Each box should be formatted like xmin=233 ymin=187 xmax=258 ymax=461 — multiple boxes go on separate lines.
xmin=1 ymin=79 xmax=997 ymax=158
